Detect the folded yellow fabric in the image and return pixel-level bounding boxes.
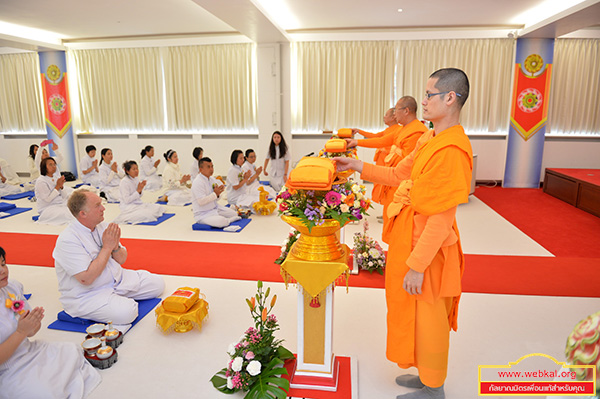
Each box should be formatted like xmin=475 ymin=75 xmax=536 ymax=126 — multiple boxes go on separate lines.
xmin=286 ymin=157 xmax=335 ymax=190
xmin=337 ymin=128 xmax=352 ymax=138
xmin=162 ymin=287 xmax=200 ymax=313
xmin=325 ymin=139 xmax=347 ymax=153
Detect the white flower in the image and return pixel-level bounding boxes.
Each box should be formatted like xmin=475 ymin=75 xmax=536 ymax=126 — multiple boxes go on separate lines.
xmin=351 ymin=184 xmax=360 ymax=194
xmin=227 ymin=343 xmax=237 ymax=356
xmin=368 ymin=261 xmax=373 ymax=266
xmin=369 ymin=248 xmax=380 ymax=259
xmin=340 ymin=204 xmax=349 ymax=213
xmin=354 ymin=200 xmax=361 ymax=208
xmin=247 ymin=360 xmax=262 ymax=376
xmin=232 ymin=356 xmax=243 ymax=372
xmin=227 ymin=377 xmax=234 ymax=389
xmin=362 ymin=252 xmax=368 ymax=257
xmin=320 ymin=206 xmax=326 ymax=214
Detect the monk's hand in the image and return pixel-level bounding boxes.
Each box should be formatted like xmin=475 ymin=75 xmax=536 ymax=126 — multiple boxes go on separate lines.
xmin=345 ymin=139 xmax=358 ymax=148
xmin=333 ymin=157 xmax=363 ymax=173
xmin=403 ymin=269 xmax=424 ymax=295
xmin=17 ymin=306 xmax=45 ymax=337
xmin=351 ymin=128 xmax=360 ymax=135
xmin=102 ymin=223 xmax=120 ymax=251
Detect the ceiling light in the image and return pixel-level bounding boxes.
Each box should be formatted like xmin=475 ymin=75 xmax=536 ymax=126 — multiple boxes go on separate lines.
xmin=0 ymin=21 xmax=66 ymax=45
xmin=398 ymin=8 xmax=403 ymax=12
xmin=511 ymin=0 xmax=587 ymax=27
xmin=252 ymin=0 xmax=300 ymax=30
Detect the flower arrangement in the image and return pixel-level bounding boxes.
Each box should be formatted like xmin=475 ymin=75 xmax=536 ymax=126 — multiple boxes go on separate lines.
xmin=275 ymin=229 xmax=300 ymax=265
xmin=565 ymin=310 xmax=600 ymax=394
xmin=211 ymin=281 xmax=294 ymax=399
xmin=276 ymin=180 xmax=371 ymax=232
xmin=5 ymin=292 xmax=25 ymax=316
xmin=353 ymin=220 xmax=386 ymax=275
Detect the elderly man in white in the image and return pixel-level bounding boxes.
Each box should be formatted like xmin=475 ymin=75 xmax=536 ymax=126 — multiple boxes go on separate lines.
xmin=53 ymin=189 xmax=165 ymax=326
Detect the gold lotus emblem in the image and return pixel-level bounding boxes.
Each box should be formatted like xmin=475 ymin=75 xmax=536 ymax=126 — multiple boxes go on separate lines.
xmin=524 ymin=54 xmax=543 ymax=76
xmin=46 ymin=64 xmax=61 ymax=83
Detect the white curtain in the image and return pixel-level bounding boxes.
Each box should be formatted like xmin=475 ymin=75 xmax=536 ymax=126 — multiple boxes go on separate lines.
xmin=69 ymin=48 xmax=164 ymax=132
xmin=549 ymin=38 xmax=600 ymax=135
xmin=0 ymin=53 xmax=44 ymax=132
xmin=163 ymin=43 xmax=257 ymax=131
xmin=396 ymin=39 xmax=515 ymax=132
xmin=291 ymin=41 xmax=397 ymax=132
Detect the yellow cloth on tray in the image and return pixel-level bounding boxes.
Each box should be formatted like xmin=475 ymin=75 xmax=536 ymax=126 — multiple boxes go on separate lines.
xmin=337 ymin=128 xmax=352 ymax=138
xmin=325 ymin=139 xmax=347 ymax=153
xmin=286 ymin=157 xmax=335 ymax=190
xmin=162 ymin=287 xmax=200 ymax=313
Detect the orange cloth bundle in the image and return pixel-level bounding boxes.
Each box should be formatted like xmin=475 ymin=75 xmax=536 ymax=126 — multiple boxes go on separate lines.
xmin=286 ymin=157 xmax=335 ymax=190
xmin=337 ymin=128 xmax=352 ymax=138
xmin=324 ymin=139 xmax=347 ymax=153
xmin=162 ymin=287 xmax=200 ymax=313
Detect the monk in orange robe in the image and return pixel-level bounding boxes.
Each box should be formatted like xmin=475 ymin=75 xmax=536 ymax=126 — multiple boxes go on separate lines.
xmin=347 ymin=97 xmax=427 ymax=243
xmin=352 ymin=107 xmax=399 ymax=204
xmin=336 ymin=68 xmax=473 ymax=399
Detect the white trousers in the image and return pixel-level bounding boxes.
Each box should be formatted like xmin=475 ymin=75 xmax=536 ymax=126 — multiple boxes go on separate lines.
xmin=196 ymin=207 xmax=238 ymax=228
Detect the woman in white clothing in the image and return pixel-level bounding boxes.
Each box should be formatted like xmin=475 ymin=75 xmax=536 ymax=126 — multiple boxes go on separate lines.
xmin=27 ymin=144 xmax=39 ymax=182
xmin=139 ymin=145 xmax=162 ymax=191
xmin=190 ymin=147 xmax=203 ymax=181
xmin=263 ymin=131 xmax=290 ymax=192
xmin=113 ymin=161 xmax=165 ymax=224
xmin=34 ymin=158 xmax=74 ymax=225
xmin=242 ymin=149 xmax=277 ymax=199
xmin=0 ymin=247 xmax=101 ymax=399
xmin=98 ymin=148 xmax=124 ymax=203
xmin=33 ymin=141 xmax=74 ymax=197
xmin=79 ymin=145 xmax=101 ymax=187
xmin=160 ymin=149 xmax=192 ymax=206
xmin=226 ymin=150 xmax=255 ymax=208
xmin=0 ymin=159 xmax=22 ymax=197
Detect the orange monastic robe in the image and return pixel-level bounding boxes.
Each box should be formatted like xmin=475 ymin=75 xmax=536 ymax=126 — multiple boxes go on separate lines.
xmin=361 ymin=125 xmax=473 ymax=388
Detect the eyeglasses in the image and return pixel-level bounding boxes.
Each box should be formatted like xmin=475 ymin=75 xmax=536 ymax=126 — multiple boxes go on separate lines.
xmin=424 ymin=91 xmax=462 ymax=100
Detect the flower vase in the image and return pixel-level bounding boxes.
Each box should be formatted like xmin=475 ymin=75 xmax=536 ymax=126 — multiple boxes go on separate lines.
xmin=281 ymin=215 xmax=347 ymax=261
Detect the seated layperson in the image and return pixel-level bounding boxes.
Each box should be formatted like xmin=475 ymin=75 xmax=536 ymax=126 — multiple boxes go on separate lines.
xmin=242 ymin=149 xmax=277 ymax=199
xmin=0 ymin=246 xmax=101 ymax=399
xmin=113 ymin=161 xmax=165 ymax=224
xmin=79 ymin=145 xmax=101 ymax=187
xmin=34 ymin=158 xmax=74 ymax=225
xmin=27 ymin=144 xmax=40 ymax=182
xmin=191 ymin=157 xmax=240 ymax=228
xmin=98 ymin=148 xmax=124 ymax=202
xmin=160 ymin=149 xmax=192 ymax=206
xmin=53 ymin=190 xmax=165 ymax=325
xmin=226 ymin=150 xmax=255 ymax=208
xmin=139 ymin=145 xmax=162 ymax=191
xmin=190 ymin=147 xmax=203 ymax=181
xmin=0 ymin=159 xmax=22 ymax=197
xmin=33 ymin=141 xmax=74 ymax=197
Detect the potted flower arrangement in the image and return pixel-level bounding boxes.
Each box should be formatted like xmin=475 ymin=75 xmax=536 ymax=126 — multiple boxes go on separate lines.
xmin=276 ymin=180 xmax=370 ymax=233
xmin=353 ymin=220 xmax=386 ymax=275
xmin=211 ymin=281 xmax=294 ymax=399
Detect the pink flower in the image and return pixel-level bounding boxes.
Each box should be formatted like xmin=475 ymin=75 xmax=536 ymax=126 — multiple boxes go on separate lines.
xmin=325 ymin=191 xmax=342 ymax=206
xmin=11 ymin=300 xmax=24 ymax=313
xmin=245 ymin=351 xmax=255 ymax=360
xmin=279 ymin=203 xmax=289 ymax=212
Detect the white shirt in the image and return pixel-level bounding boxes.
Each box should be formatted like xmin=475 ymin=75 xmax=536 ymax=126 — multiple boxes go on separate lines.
xmin=140 ymin=155 xmax=157 ymax=179
xmin=34 ymin=144 xmax=63 ymax=179
xmin=242 ymin=160 xmax=260 ymax=191
xmin=267 ymin=146 xmax=291 ymax=177
xmin=53 ymin=219 xmax=135 ymax=316
xmin=98 ymin=162 xmax=124 ymax=189
xmin=190 ymin=161 xmax=200 ymax=181
xmin=79 ymin=154 xmax=99 ymax=184
xmin=27 ymin=157 xmax=39 ymax=180
xmin=0 ymin=158 xmax=20 ymax=185
xmin=162 ymin=162 xmax=185 ymax=190
xmin=226 ymin=164 xmax=247 ymax=204
xmin=34 ymin=175 xmax=68 ymax=213
xmin=119 ymin=175 xmax=143 ymax=206
xmin=191 ymin=174 xmax=222 ymax=218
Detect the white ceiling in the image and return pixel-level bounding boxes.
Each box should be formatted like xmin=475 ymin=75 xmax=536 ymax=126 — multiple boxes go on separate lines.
xmin=0 ymin=0 xmax=598 ymax=51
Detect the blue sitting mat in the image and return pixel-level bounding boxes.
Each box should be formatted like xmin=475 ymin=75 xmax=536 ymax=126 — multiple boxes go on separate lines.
xmin=0 ymin=202 xmax=17 ymax=212
xmin=0 ymin=207 xmax=32 ymax=219
xmin=259 ymin=180 xmax=271 ymax=186
xmin=32 ymin=215 xmax=39 ymax=221
xmin=74 ymin=183 xmax=94 ymax=188
xmin=192 ymin=217 xmax=251 ymax=232
xmin=25 ymin=294 xmax=31 ymax=300
xmin=47 ymin=297 xmax=161 ymax=334
xmin=156 ymin=201 xmax=191 ymax=206
xmin=135 ymin=213 xmax=175 ymax=226
xmin=1 ymin=190 xmax=35 ymax=200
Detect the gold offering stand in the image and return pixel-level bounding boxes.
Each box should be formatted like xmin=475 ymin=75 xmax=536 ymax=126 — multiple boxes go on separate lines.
xmin=280 ymin=214 xmax=354 ymax=392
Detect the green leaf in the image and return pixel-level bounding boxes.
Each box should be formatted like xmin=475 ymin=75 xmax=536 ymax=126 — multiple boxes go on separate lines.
xmin=276 ymin=345 xmax=295 ymax=360
xmin=243 ymin=358 xmax=290 ymax=399
xmin=210 ymin=368 xmax=236 ymax=394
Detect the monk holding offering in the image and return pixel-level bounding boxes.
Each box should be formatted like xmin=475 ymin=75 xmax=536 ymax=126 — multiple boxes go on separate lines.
xmin=336 ymin=68 xmax=473 ymax=399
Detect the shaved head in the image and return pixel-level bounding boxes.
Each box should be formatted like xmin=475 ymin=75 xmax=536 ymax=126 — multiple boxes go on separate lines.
xmin=429 ymin=68 xmax=469 ymax=108
xmin=399 ymin=96 xmax=418 ymax=114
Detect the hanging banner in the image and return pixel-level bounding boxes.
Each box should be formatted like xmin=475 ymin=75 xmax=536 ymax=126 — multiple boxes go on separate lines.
xmin=39 ymin=51 xmax=78 ymax=177
xmin=503 ymin=38 xmax=554 ymax=188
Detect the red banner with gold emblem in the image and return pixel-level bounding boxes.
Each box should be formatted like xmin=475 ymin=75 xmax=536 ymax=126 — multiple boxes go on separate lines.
xmin=509 ymin=56 xmax=552 ymax=141
xmin=41 ymin=66 xmax=72 ymax=138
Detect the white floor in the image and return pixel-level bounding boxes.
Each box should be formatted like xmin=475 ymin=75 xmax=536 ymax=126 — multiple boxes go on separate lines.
xmin=1 ymin=184 xmax=598 ymax=399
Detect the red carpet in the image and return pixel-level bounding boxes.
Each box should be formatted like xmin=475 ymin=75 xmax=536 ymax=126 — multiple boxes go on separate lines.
xmin=2 ymin=231 xmax=599 ymax=298
xmin=474 ymin=187 xmax=600 ymax=258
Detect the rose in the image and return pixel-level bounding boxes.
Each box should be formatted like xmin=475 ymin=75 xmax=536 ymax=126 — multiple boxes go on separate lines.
xmin=245 ymin=351 xmax=255 ymax=360
xmin=231 ymin=357 xmax=243 ymax=372
xmin=340 ymin=204 xmax=349 ymax=213
xmin=246 ymin=360 xmax=262 ymax=376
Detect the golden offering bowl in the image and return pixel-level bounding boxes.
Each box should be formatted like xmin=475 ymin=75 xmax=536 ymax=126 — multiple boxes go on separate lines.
xmin=174 ymin=319 xmax=193 ymax=333
xmin=336 ymin=169 xmax=355 ymax=179
xmin=281 ymin=215 xmax=348 ymax=261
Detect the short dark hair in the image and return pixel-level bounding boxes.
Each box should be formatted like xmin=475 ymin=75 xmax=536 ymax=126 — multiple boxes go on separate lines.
xmin=0 ymin=246 xmax=5 ymax=261
xmin=230 ymin=150 xmax=243 ymax=165
xmin=198 ymin=157 xmax=212 ymax=168
xmin=40 ymin=157 xmax=55 ymax=176
xmin=123 ymin=160 xmax=137 ymax=175
xmin=67 ymin=189 xmax=91 ymax=217
xmin=192 ymin=147 xmax=204 ymax=161
xmin=429 ymin=68 xmax=470 ymax=108
xmin=245 ymin=149 xmax=255 ymax=159
xmin=85 ymin=145 xmax=96 ymax=154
